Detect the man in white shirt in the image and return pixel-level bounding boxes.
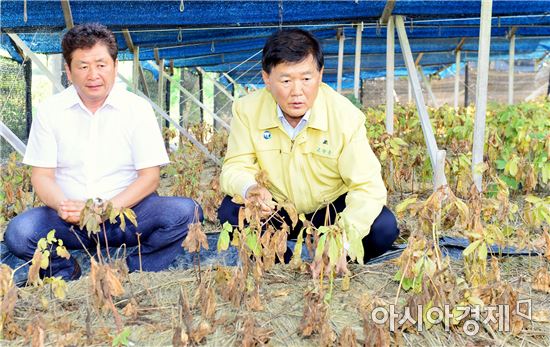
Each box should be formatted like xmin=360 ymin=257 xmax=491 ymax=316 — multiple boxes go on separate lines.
xmin=5 ymin=23 xmax=202 ymax=281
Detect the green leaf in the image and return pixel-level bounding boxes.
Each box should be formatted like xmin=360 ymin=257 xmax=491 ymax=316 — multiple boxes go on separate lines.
xmin=291 ymin=229 xmax=304 ymax=265
xmin=46 ymin=229 xmax=57 ymax=244
xmin=40 ymin=250 xmax=50 ymax=269
xmin=328 ymin=236 xmax=339 ymax=267
xmin=524 ymin=195 xmax=542 ymax=204
xmin=495 ymin=159 xmax=507 ymax=170
xmin=245 ymin=234 xmax=261 ymax=256
xmin=478 ymin=242 xmax=488 ymax=260
xmin=217 ymin=228 xmax=230 ymax=252
xmin=500 ymin=175 xmax=519 ymax=190
xmin=402 ymin=277 xmax=413 ymax=291
xmin=37 ymin=238 xmax=48 ymax=252
xmin=123 ymin=208 xmax=138 ymax=228
xmin=315 ymin=234 xmax=327 ymax=261
xmin=112 ymin=327 xmax=131 ymax=347
xmin=119 ymin=213 xmax=126 ymax=232
xmin=395 ymin=197 xmax=417 ymax=215
xmin=463 ymin=240 xmax=481 ymax=258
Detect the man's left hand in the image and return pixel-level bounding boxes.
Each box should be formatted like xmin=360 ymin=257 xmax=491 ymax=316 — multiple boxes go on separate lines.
xmin=58 ymin=199 xmax=85 ymax=225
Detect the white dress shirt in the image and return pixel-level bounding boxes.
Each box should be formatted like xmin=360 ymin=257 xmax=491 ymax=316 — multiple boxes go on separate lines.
xmin=24 ymin=84 xmax=169 ymax=201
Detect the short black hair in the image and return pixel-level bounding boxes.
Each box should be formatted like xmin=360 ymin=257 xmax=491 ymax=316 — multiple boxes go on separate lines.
xmin=262 ymin=29 xmax=324 ymax=74
xmin=62 ymin=23 xmax=118 ymax=68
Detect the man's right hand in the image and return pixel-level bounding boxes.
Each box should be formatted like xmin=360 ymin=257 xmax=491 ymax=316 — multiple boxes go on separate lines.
xmin=245 ymin=185 xmax=275 ymax=217
xmin=57 ymin=199 xmax=85 ymax=225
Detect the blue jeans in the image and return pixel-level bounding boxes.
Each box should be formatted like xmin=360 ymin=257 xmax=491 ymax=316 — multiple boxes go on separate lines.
xmin=218 ymin=193 xmax=399 ymax=262
xmin=5 ymin=193 xmax=203 ymax=280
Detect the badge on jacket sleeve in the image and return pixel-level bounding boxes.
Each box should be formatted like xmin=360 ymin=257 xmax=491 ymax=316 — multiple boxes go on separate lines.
xmin=263 ymin=130 xmax=272 ymax=140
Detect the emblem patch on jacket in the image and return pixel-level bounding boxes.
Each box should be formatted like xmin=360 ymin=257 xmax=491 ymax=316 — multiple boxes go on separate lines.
xmin=316 ymin=138 xmax=332 ymax=155
xmin=263 ymin=130 xmax=272 ymax=140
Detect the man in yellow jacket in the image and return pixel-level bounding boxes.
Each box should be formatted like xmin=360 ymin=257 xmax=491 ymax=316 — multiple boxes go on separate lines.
xmin=218 ymin=29 xmax=398 ymax=262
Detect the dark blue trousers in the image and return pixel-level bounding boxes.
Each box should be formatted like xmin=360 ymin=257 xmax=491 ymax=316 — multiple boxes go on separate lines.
xmin=217 ymin=193 xmax=399 ymax=262
xmin=5 ymin=193 xmax=203 ymax=280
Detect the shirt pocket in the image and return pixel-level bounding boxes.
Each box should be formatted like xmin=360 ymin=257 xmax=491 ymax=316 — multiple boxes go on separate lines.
xmin=255 ymin=137 xmax=284 ymax=186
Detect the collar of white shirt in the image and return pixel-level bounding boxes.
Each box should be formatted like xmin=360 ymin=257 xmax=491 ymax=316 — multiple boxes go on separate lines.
xmin=276 ymin=105 xmax=311 ymax=140
xmin=60 ymin=84 xmax=127 ymax=113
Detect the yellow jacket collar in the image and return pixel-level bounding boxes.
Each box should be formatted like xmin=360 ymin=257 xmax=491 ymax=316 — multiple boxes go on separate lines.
xmin=257 ymin=83 xmax=329 ymax=131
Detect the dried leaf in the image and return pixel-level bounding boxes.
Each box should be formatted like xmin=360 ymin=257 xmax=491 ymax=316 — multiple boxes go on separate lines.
xmin=56 ymin=245 xmax=70 ymax=259
xmin=532 ymin=267 xmax=550 ymax=293
xmin=28 ymin=250 xmax=42 ymax=286
xmin=337 ymin=326 xmax=357 ymax=347
xmin=279 ymin=201 xmax=299 ymax=228
xmin=182 ymin=222 xmax=209 ymax=253
xmin=191 ymin=321 xmax=211 ymax=344
xmin=122 ymin=298 xmax=139 ymax=319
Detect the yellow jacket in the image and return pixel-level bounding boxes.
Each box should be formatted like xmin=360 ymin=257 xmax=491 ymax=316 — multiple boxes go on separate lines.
xmin=220 ymin=83 xmax=387 ymax=239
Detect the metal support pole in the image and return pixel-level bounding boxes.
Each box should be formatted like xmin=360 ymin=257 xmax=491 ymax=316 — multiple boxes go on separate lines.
xmin=133 ymin=46 xmax=140 ymax=92
xmin=165 ymin=70 xmax=171 ymax=129
xmin=337 ymin=28 xmax=345 ymax=93
xmin=386 ymin=16 xmax=395 ymax=134
xmin=197 ymin=67 xmax=234 ymax=102
xmin=419 ymin=65 xmax=439 ymax=108
xmin=454 ymin=50 xmax=461 ymax=110
xmin=464 ymin=62 xmax=469 ymax=106
xmin=24 ymin=59 xmax=32 ymax=138
xmin=395 ymin=15 xmax=445 ymax=186
xmin=158 ymin=59 xmax=165 ymax=118
xmin=472 ymin=0 xmax=493 ymax=192
xmin=117 ymin=73 xmax=221 ymax=166
xmin=508 ymin=34 xmax=515 ymax=105
xmin=354 ymin=22 xmax=363 ymax=100
xmin=8 ymin=33 xmax=64 ymax=93
xmin=198 ymin=69 xmax=204 ymax=123
xmin=0 ymin=122 xmax=26 ymax=155
xmin=151 ymin=64 xmax=230 ymax=130
xmin=179 ymin=68 xmax=186 ymax=128
xmin=434 ymin=150 xmax=447 ymax=191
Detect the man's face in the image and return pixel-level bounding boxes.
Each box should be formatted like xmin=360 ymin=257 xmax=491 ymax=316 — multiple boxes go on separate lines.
xmin=262 ymin=54 xmax=323 ymax=124
xmin=65 ymin=43 xmax=117 ymax=111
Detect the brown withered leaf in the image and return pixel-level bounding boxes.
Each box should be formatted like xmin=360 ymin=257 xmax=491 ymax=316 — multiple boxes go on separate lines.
xmin=190 ymin=321 xmax=211 ymax=344
xmin=255 ymin=170 xmax=271 ymax=189
xmin=532 ymin=267 xmax=550 ymax=293
xmin=27 ymin=250 xmax=42 ymax=286
xmin=103 ymin=265 xmax=125 ymax=297
xmin=122 ymin=298 xmax=139 ymax=319
xmin=90 ymin=259 xmax=125 ymax=311
xmin=338 ymin=326 xmax=357 ymax=347
xmin=172 ymin=326 xmax=189 ymax=347
xmin=238 ymin=207 xmax=246 ymax=231
xmin=201 ymin=286 xmax=217 ymax=320
xmin=489 ymin=257 xmax=501 ymax=283
xmin=363 ymin=314 xmax=391 ymax=347
xmin=0 ymin=287 xmax=17 ymax=324
xmin=182 ymin=222 xmax=209 ymax=253
xmin=241 ymin=315 xmax=272 ymax=347
xmin=246 ymin=287 xmax=264 ymax=312
xmin=26 ymin=316 xmax=46 ymax=347
xmin=0 ymin=264 xmax=14 ymax=296
xmin=300 ymin=290 xmax=329 ymax=337
xmin=279 ymin=201 xmax=299 ymax=228
xmin=272 ymin=224 xmax=289 ymax=263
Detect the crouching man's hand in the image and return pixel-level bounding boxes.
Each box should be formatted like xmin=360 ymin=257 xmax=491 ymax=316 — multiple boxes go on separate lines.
xmin=245 ymin=185 xmax=275 ymax=218
xmin=57 ymin=199 xmax=86 ymax=225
